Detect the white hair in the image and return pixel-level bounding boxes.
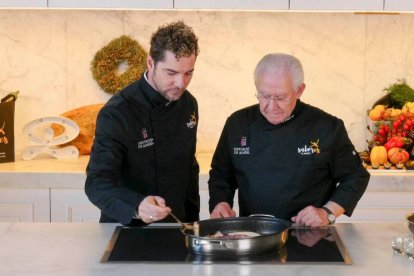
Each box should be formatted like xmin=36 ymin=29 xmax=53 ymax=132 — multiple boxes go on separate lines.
xmin=254 ymin=53 xmax=304 ymax=91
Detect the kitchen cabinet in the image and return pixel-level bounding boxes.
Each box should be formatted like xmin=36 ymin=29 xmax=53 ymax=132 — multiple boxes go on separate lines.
xmin=174 ymin=0 xmax=289 ymax=10
xmin=0 ymin=0 xmax=47 ymax=7
xmin=0 ymin=188 xmax=49 ymax=222
xmin=50 ymin=189 xmax=100 ymax=223
xmin=0 ymin=156 xmax=412 ymax=223
xmin=290 ymin=0 xmax=384 ymax=11
xmin=48 ymin=0 xmax=173 ymax=9
xmin=385 ymin=0 xmax=414 ymax=11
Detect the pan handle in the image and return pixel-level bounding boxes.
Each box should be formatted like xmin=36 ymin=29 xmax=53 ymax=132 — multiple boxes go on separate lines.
xmin=193 ymin=239 xmax=234 ymax=249
xmin=249 ymin=214 xmax=276 ymax=219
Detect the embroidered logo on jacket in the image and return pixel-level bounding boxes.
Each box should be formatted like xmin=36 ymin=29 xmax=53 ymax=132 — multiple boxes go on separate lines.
xmin=298 ymin=139 xmax=320 ymax=155
xmin=141 ymin=128 xmax=148 ymax=139
xmin=234 ymin=136 xmax=250 ymax=155
xmin=137 ymin=128 xmax=154 ymax=149
xmin=186 ymin=112 xmax=197 ymax=128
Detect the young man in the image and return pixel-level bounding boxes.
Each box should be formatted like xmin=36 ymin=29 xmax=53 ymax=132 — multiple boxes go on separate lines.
xmin=209 ymin=53 xmax=369 ymax=227
xmin=86 ymin=21 xmax=200 ymax=225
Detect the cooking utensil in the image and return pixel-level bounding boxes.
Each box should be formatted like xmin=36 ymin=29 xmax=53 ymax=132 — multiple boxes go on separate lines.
xmin=182 ymin=216 xmax=291 ymax=255
xmin=169 ymin=212 xmax=194 ymax=231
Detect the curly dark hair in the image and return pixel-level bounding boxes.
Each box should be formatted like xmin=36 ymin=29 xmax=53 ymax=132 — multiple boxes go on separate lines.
xmin=150 ymin=21 xmax=199 ymax=63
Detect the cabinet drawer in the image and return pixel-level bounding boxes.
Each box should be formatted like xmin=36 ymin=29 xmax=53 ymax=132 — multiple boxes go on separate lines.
xmin=0 ymin=188 xmax=49 ymax=222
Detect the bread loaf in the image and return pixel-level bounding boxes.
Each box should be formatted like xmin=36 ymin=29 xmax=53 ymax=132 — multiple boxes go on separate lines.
xmin=52 ymin=104 xmax=104 ymax=155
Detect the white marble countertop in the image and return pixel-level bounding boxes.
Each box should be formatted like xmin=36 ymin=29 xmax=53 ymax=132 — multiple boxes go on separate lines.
xmin=0 ymin=222 xmax=413 ymax=276
xmin=0 ymin=153 xmax=413 ymax=191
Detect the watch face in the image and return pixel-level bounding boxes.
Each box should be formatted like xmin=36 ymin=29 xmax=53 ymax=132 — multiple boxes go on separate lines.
xmin=328 ymin=214 xmax=336 ymax=223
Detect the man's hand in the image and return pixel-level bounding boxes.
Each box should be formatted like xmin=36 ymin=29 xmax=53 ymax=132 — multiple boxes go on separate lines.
xmin=291 ymin=202 xmax=345 ymax=227
xmin=291 ymin=206 xmax=329 ymax=227
xmin=210 ymin=202 xmax=236 ymax=219
xmin=137 ymin=196 xmax=171 ymax=223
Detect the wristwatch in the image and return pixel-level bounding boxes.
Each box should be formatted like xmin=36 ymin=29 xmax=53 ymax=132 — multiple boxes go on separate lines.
xmin=322 ymin=206 xmax=336 ymax=225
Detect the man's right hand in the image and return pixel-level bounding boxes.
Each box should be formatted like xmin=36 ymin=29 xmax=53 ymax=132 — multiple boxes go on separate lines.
xmin=210 ymin=202 xmax=236 ymax=219
xmin=137 ymin=196 xmax=171 ymax=223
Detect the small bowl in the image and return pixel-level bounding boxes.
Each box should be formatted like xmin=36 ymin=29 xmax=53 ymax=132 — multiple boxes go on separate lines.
xmin=396 ymin=162 xmax=405 ymax=169
xmin=383 ymin=162 xmax=392 ymax=169
xmin=407 ymin=213 xmax=414 ymax=235
xmin=371 ymin=163 xmax=379 ymax=169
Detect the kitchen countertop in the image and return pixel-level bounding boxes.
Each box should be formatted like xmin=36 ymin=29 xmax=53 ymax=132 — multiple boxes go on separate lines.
xmin=0 ymin=222 xmax=412 ymax=275
xmin=0 ymin=153 xmax=210 ymax=189
xmin=0 ymin=153 xmax=413 ymax=191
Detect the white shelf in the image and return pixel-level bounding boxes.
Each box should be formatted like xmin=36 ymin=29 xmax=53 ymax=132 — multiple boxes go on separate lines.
xmin=4 ymin=0 xmax=410 ymax=12
xmin=174 ymin=0 xmax=289 ymax=10
xmin=385 ymin=0 xmax=414 ymax=11
xmin=48 ymin=0 xmax=173 ymax=9
xmin=290 ymin=0 xmax=384 ymax=11
xmin=0 ymin=0 xmax=47 ymax=7
xmin=3 ymin=0 xmax=414 ymax=12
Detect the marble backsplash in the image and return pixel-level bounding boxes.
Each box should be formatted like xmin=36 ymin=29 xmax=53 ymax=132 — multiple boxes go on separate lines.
xmin=1 ymin=9 xmax=414 ymax=157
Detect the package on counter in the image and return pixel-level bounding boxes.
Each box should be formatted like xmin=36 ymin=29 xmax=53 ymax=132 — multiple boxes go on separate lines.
xmin=0 ymin=91 xmax=18 ymax=163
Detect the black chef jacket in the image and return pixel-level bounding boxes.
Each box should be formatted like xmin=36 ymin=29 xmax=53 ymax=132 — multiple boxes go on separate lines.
xmin=85 ymin=75 xmax=200 ymax=225
xmin=208 ymin=100 xmax=369 ymax=220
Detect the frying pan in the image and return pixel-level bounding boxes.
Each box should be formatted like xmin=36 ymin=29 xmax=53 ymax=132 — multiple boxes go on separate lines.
xmin=182 ymin=215 xmax=291 ymax=255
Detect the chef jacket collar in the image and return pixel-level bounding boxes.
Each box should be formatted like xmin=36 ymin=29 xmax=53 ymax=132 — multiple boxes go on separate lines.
xmin=141 ymin=70 xmax=170 ymax=109
xmin=258 ymin=99 xmax=305 ymax=130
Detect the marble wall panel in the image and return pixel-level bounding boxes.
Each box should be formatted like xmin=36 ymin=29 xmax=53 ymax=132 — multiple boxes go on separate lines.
xmin=1 ymin=10 xmax=414 ymax=157
xmin=288 ymin=12 xmax=367 ymax=150
xmin=65 ymin=10 xmax=122 ymax=108
xmin=0 ymin=10 xmax=67 ymax=152
xmin=365 ymin=14 xmax=414 ymax=106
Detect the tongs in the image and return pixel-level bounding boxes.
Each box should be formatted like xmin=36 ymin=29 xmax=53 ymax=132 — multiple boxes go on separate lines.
xmin=169 ymin=212 xmax=199 ymax=236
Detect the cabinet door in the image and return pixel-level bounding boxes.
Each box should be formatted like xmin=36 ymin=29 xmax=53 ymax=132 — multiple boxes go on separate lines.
xmin=51 ymin=189 xmax=100 ymax=223
xmin=0 ymin=188 xmax=50 ymax=222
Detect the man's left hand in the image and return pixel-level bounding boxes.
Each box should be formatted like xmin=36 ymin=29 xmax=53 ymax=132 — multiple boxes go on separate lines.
xmin=291 ymin=206 xmax=328 ymax=227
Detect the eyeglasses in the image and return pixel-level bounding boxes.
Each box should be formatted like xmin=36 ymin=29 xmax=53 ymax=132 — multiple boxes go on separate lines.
xmin=255 ymin=93 xmax=294 ymax=106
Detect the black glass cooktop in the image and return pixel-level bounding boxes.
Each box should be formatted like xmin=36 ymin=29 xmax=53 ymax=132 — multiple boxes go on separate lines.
xmin=101 ymin=224 xmax=351 ymax=264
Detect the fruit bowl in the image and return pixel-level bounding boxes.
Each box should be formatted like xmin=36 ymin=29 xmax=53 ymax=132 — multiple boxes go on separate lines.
xmin=407 ymin=213 xmax=414 ymax=235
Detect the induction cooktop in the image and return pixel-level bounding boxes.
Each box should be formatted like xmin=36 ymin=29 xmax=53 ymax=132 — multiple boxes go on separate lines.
xmin=101 ymin=223 xmax=351 ymax=264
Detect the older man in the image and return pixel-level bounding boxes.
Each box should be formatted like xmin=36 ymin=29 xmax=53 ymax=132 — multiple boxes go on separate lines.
xmin=208 ymin=53 xmax=369 ymax=227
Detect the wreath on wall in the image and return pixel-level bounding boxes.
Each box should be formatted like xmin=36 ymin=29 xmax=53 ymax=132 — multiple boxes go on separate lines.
xmin=91 ymin=35 xmax=147 ymax=95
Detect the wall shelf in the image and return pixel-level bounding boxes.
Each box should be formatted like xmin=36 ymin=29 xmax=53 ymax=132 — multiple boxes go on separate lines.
xmin=1 ymin=1 xmax=414 ymax=12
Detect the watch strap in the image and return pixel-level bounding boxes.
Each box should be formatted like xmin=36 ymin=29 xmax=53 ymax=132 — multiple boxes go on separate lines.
xmin=322 ymin=206 xmax=333 ymax=215
xmin=322 ymin=206 xmax=335 ymax=224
